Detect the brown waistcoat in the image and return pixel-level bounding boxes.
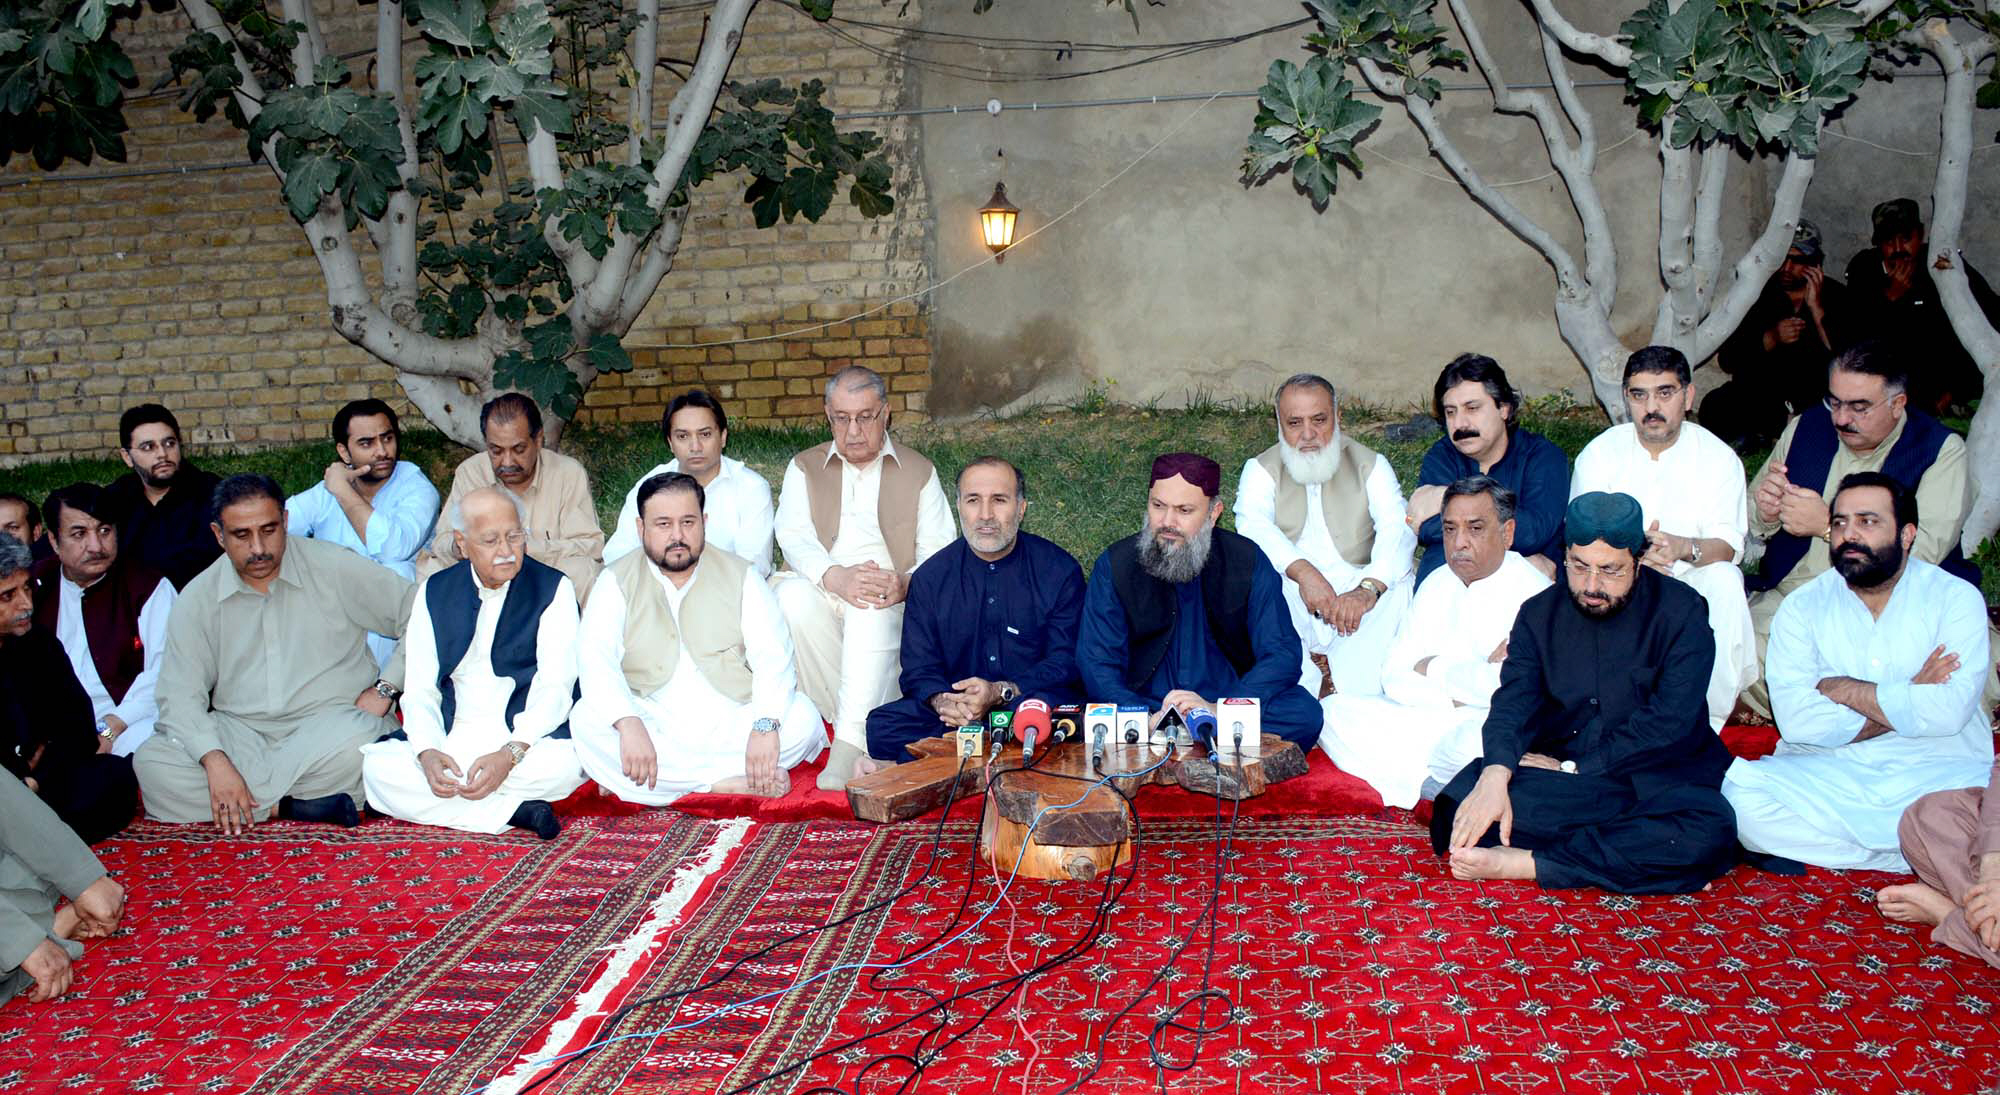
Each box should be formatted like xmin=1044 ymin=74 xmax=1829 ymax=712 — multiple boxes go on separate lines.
xmin=791 ymin=440 xmax=935 ymax=573
xmin=1254 ymin=437 xmax=1379 ymax=568
xmin=610 ymin=546 xmax=755 ymax=704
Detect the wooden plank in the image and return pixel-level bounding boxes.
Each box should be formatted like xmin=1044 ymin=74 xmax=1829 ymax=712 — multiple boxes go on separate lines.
xmin=846 ymin=753 xmax=985 ymax=823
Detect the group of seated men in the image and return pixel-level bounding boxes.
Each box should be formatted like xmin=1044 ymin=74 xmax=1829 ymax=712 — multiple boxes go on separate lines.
xmin=3 ymin=327 xmax=1999 ymax=1005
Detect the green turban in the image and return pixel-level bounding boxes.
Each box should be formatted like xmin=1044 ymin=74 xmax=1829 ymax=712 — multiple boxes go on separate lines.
xmin=1564 ymin=491 xmax=1646 ymax=553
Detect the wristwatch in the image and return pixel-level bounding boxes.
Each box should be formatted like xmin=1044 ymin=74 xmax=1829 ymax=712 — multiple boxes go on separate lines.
xmin=505 ymin=740 xmax=529 ymax=765
xmin=1358 ymin=578 xmax=1387 ymax=599
xmin=995 ymin=682 xmax=1020 ymax=704
xmin=1688 ymin=540 xmax=1703 ymax=565
xmin=95 ymin=719 xmax=116 ymax=744
xmin=372 ymin=679 xmax=402 ymax=703
xmin=1559 ymin=759 xmax=1578 ymax=774
xmin=751 ymin=717 xmax=780 ymax=736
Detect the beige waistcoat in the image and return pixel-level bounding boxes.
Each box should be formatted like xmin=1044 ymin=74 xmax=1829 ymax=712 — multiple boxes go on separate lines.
xmin=1255 ymin=437 xmax=1379 ymax=568
xmin=610 ymin=546 xmax=754 ymax=704
xmin=791 ymin=440 xmax=934 ymax=573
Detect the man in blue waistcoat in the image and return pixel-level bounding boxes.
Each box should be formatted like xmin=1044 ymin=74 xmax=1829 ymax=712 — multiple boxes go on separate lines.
xmin=1742 ymin=340 xmax=1980 ymax=716
xmin=866 ymin=457 xmax=1084 ymax=761
xmin=360 ymin=487 xmax=584 ymax=839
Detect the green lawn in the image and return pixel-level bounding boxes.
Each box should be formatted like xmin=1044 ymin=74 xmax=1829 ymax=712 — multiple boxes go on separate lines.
xmin=6 ymin=401 xmax=1993 ymax=600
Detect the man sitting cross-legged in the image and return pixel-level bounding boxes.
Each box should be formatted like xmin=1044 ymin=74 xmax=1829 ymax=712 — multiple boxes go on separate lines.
xmin=1432 ymin=492 xmax=1738 ymax=894
xmin=1878 ymin=758 xmax=2000 ymax=970
xmin=1321 ymin=476 xmax=1550 ymax=808
xmin=866 ymin=456 xmax=1084 ymax=762
xmin=135 ymin=474 xmax=415 ymax=832
xmin=0 ymin=770 xmax=125 ymax=1006
xmin=1725 ymin=471 xmax=1993 ymax=871
xmin=362 ymin=488 xmax=585 ymax=840
xmin=1076 ymin=453 xmax=1324 ymax=749
xmin=573 ymin=473 xmax=824 ymax=803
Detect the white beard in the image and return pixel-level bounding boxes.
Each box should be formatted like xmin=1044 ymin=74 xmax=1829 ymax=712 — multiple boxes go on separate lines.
xmin=1278 ymin=432 xmax=1341 ymax=485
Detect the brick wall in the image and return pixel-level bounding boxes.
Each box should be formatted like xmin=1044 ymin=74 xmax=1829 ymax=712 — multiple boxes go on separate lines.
xmin=0 ymin=1 xmax=933 ymax=463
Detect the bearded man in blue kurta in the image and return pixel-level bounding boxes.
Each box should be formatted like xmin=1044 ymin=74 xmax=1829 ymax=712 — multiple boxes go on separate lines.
xmin=1075 ymin=453 xmax=1322 ymax=749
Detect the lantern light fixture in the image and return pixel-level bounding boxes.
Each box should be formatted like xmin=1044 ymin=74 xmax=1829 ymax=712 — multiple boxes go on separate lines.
xmin=979 ymin=181 xmax=1019 ymax=262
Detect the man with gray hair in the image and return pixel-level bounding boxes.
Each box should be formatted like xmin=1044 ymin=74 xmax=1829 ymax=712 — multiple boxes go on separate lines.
xmin=772 ymin=366 xmax=953 ymax=789
xmin=1234 ymin=373 xmax=1414 ymax=697
xmin=362 ymin=487 xmax=584 ymax=839
xmin=1321 ymin=477 xmax=1549 ymax=808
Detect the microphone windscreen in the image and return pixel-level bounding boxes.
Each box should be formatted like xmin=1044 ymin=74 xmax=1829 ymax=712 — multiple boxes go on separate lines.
xmin=1014 ymin=698 xmax=1051 ymax=748
xmin=1051 ymin=704 xmax=1084 ymax=743
xmin=1185 ymin=705 xmax=1218 ymax=747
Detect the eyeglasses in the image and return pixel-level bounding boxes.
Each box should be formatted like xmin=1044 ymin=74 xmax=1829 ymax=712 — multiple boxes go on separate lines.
xmin=470 ymin=530 xmax=530 ymax=549
xmin=1624 ymin=384 xmax=1683 ymax=404
xmin=829 ymin=409 xmax=884 ymax=431
xmin=1823 ymin=395 xmax=1881 ymax=417
xmin=1563 ymin=559 xmax=1630 ymax=581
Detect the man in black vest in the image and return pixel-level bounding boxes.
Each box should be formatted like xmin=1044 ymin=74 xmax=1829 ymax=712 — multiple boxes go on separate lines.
xmin=1075 ymin=453 xmax=1322 ymax=749
xmin=1744 ymin=341 xmax=1978 ymax=716
xmin=102 ymin=404 xmax=223 ymax=591
xmin=359 ymin=487 xmax=584 ymax=839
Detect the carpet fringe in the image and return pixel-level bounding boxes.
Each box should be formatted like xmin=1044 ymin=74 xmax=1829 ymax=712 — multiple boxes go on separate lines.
xmin=484 ymin=817 xmax=753 ymax=1095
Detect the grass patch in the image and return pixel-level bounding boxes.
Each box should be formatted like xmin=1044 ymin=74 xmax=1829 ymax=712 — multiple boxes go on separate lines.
xmin=5 ymin=401 xmax=1994 ymax=602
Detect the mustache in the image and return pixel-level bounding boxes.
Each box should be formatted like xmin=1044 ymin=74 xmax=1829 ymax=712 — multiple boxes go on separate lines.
xmin=1452 ymin=428 xmax=1481 ymax=442
xmin=244 ymin=552 xmax=275 ymax=566
xmin=495 ymin=464 xmax=526 ymax=476
xmin=1642 ymin=413 xmax=1666 ymax=424
xmin=1835 ymin=422 xmax=1860 ymax=434
xmin=491 ymin=554 xmax=519 ymax=566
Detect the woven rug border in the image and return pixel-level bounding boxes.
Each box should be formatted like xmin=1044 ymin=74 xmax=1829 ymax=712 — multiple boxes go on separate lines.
xmin=241 ymin=814 xmax=721 ymax=1094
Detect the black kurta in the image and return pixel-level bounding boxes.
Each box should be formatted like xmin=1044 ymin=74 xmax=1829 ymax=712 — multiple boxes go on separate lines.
xmin=105 ymin=464 xmax=223 ymax=591
xmin=1429 ymin=566 xmax=1738 ymax=894
xmin=0 ymin=627 xmax=138 ymax=844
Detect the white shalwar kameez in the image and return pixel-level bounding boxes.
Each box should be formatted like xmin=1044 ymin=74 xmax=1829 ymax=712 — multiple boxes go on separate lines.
xmin=1320 ymin=552 xmax=1550 ymax=807
xmin=571 ymin=558 xmax=824 ymax=804
xmin=1725 ymin=559 xmax=1995 ymax=870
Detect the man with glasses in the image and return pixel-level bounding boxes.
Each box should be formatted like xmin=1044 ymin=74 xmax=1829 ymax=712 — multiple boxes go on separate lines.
xmin=772 ymin=366 xmax=953 ymax=789
xmin=103 ymin=404 xmax=221 ymax=589
xmin=1429 ymin=492 xmax=1738 ymax=894
xmin=1727 ymin=473 xmax=1991 ymax=872
xmin=361 ymin=487 xmax=584 ymax=839
xmin=1571 ymin=346 xmax=1757 ymax=730
xmin=417 ymin=394 xmax=604 ymax=598
xmin=1743 ymin=341 xmax=1978 ymax=717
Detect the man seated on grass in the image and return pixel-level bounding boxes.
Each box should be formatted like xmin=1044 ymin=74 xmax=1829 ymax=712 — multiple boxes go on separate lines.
xmin=1432 ymin=492 xmax=1737 ymax=894
xmin=1726 ymin=472 xmax=1992 ymax=871
xmin=1233 ymin=373 xmax=1414 ymax=698
xmin=573 ymin=473 xmax=823 ymax=804
xmin=31 ymin=484 xmax=175 ymax=759
xmin=363 ymin=488 xmax=584 ymax=840
xmin=1407 ymin=354 xmax=1570 ymax=584
xmin=1076 ymin=453 xmax=1322 ymax=750
xmin=0 ymin=494 xmax=49 ymax=566
xmin=0 ymin=770 xmax=125 ymax=1006
xmin=1321 ymin=477 xmax=1548 ymax=808
xmin=1 ymin=533 xmax=138 ymax=845
xmin=773 ymin=367 xmax=954 ymax=790
xmin=104 ymin=404 xmax=221 ymax=589
xmin=137 ymin=475 xmax=413 ymax=832
xmin=607 ymin=389 xmax=775 ymax=576
xmin=866 ymin=456 xmax=1084 ymax=762
xmin=418 ymin=394 xmax=603 ymax=597
xmin=1569 ymin=346 xmax=1757 ymax=730
xmin=1882 ymin=757 xmax=2000 ymax=970
xmin=286 ymin=398 xmax=440 ymax=668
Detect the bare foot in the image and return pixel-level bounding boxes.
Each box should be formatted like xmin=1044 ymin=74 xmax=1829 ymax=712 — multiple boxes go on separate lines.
xmin=854 ymin=755 xmax=881 ymax=778
xmin=52 ymin=905 xmax=80 ymax=941
xmin=1877 ymin=882 xmax=1955 ymax=927
xmin=70 ymin=877 xmax=125 ymax=940
xmin=710 ymin=771 xmax=794 ymax=799
xmin=1450 ymin=846 xmax=1537 ymax=881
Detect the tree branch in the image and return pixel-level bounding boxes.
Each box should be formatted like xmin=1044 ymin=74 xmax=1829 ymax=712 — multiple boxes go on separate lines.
xmin=368 ymin=0 xmax=422 ymax=303
xmin=574 ymin=0 xmax=754 ymax=331
xmin=1534 ymin=17 xmax=1615 ymax=310
xmin=615 ymin=204 xmax=687 ymax=332
xmin=277 ymin=0 xmax=326 ymax=84
xmin=628 ymin=0 xmax=660 ymax=167
xmin=1655 ymin=135 xmax=1699 ymax=345
xmin=1690 ymin=142 xmax=1730 ymax=310
xmin=1689 ymin=143 xmax=1817 ymax=358
xmin=1523 ymin=0 xmax=1633 ymax=67
xmin=1352 ymin=56 xmax=1589 ymax=295
xmin=179 ymin=0 xmax=272 ymax=136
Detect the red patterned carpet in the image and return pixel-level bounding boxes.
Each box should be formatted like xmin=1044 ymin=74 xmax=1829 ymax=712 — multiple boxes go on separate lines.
xmin=9 ymin=738 xmax=1999 ymax=1095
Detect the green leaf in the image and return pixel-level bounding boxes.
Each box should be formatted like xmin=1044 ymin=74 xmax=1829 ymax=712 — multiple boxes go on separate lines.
xmin=800 ymin=0 xmax=834 ymax=19
xmin=1977 ymin=78 xmax=2000 ymax=111
xmin=418 ymin=0 xmax=491 ymax=50
xmin=280 ymin=152 xmax=340 ymax=221
xmin=508 ymin=81 xmax=571 ymax=139
xmin=781 ymin=166 xmax=835 ymax=222
xmin=585 ymin=332 xmax=631 ymax=373
xmin=525 ymin=318 xmax=575 ymax=361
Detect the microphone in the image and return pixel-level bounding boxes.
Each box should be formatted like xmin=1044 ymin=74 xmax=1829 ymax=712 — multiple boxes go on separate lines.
xmin=1086 ymin=702 xmax=1115 ymax=773
xmin=1015 ymin=698 xmax=1051 ymax=760
xmin=1051 ymin=704 xmax=1084 ymax=744
xmin=1184 ymin=705 xmax=1218 ymax=750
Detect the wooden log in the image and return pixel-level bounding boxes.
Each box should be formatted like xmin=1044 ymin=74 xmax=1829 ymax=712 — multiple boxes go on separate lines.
xmin=1173 ymin=735 xmax=1307 ymax=800
xmin=846 ymin=752 xmax=986 ymax=823
xmin=988 ymin=766 xmax=1132 ymax=847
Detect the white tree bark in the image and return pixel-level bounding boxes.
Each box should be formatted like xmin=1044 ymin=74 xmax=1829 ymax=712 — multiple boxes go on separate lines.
xmin=1911 ymin=18 xmax=2000 ymax=552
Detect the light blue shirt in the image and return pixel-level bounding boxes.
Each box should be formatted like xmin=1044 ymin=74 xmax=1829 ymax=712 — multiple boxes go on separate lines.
xmin=285 ymin=461 xmax=440 ymax=580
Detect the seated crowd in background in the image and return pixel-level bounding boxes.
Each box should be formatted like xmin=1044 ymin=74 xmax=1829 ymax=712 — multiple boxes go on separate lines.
xmin=7 ymin=196 xmax=2000 ymax=1003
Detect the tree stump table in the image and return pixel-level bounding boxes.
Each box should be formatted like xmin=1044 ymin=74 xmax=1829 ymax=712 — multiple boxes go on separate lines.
xmin=844 ymin=734 xmax=1308 ymax=882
